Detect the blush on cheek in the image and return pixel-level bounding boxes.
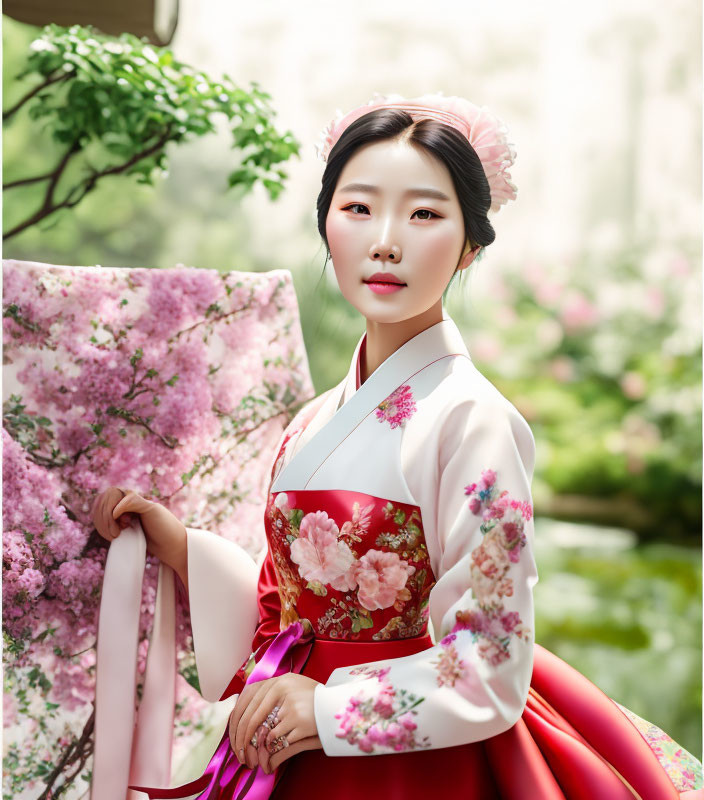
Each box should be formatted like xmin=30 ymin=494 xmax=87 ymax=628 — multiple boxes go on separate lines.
xmin=325 ymin=213 xmax=350 ymax=255
xmin=422 ymin=226 xmax=462 ymax=259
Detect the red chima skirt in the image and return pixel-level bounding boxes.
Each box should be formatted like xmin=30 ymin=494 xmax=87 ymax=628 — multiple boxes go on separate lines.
xmin=131 ymin=626 xmax=702 ymax=800
xmin=276 ymin=635 xmax=701 ymax=800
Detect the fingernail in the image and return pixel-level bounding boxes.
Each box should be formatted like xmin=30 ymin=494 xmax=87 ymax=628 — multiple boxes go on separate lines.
xmin=238 ymin=748 xmax=244 ymax=762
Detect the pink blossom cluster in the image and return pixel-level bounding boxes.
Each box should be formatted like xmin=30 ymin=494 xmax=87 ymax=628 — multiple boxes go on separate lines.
xmin=2 ymin=260 xmax=313 ymax=795
xmin=289 ymin=508 xmax=415 ymax=610
xmin=451 ymin=605 xmax=531 ymax=667
xmin=334 ymin=672 xmax=430 ymax=754
xmin=464 ymin=469 xmax=531 ymax=564
xmin=375 ymin=384 xmax=417 ymax=429
xmin=431 ymin=634 xmax=467 ymax=687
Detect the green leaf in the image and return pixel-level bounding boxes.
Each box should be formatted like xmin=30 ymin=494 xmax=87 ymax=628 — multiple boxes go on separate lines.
xmin=5 ymin=22 xmax=302 ymax=239
xmin=306 ymin=581 xmax=328 ymax=597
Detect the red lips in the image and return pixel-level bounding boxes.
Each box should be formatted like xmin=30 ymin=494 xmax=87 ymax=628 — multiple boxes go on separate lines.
xmin=364 ymin=272 xmax=406 ymax=285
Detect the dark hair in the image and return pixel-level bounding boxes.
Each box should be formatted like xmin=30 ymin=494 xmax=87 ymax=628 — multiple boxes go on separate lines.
xmin=315 ymin=108 xmax=496 ymax=291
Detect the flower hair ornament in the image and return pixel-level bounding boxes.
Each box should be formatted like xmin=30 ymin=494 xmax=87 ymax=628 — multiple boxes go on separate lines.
xmin=315 ymin=91 xmax=517 ymax=215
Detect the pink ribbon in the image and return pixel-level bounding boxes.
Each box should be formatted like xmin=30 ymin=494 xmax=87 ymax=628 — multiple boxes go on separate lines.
xmin=128 ymin=621 xmax=313 ymax=800
xmin=91 ymin=526 xmax=177 ymax=800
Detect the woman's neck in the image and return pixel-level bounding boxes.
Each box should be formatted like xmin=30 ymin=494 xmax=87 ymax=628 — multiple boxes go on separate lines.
xmin=359 ymin=300 xmax=444 ymax=384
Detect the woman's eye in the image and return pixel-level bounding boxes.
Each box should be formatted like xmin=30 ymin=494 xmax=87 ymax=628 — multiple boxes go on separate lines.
xmin=343 ymin=203 xmax=370 ymax=215
xmin=412 ymin=209 xmax=439 ymax=220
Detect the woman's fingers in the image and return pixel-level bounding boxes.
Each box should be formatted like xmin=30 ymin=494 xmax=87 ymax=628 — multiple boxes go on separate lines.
xmin=264 ymin=709 xmax=300 ymax=749
xmin=257 ymin=717 xmax=301 ymax=775
xmin=240 ymin=686 xmax=281 ymax=769
xmin=111 ymin=490 xmax=148 ymax=534
xmin=111 ymin=493 xmax=130 ymax=519
xmin=92 ymin=488 xmax=129 ymax=542
xmin=101 ymin=499 xmax=120 ymax=540
xmin=91 ymin=492 xmax=109 ymax=541
xmin=229 ymin=683 xmax=257 ymax=759
xmin=231 ymin=682 xmax=269 ymax=763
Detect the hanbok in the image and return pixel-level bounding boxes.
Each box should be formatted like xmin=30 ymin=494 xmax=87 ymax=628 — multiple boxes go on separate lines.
xmin=129 ymin=308 xmax=703 ymax=800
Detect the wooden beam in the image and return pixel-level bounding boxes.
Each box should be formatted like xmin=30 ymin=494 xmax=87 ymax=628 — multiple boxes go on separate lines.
xmin=4 ymin=0 xmax=179 ymax=46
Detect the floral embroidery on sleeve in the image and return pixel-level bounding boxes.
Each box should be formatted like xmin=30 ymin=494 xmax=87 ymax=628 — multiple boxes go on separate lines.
xmin=375 ymin=384 xmax=417 ymax=429
xmin=334 ymin=666 xmax=431 ymax=753
xmin=430 ymin=633 xmax=466 ymax=687
xmin=434 ymin=468 xmax=533 ymax=679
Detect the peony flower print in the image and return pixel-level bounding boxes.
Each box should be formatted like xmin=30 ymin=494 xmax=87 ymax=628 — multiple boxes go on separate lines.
xmin=469 ymin=526 xmax=514 ymax=608
xmin=352 ymin=549 xmax=416 ymax=611
xmin=289 ymin=510 xmax=356 ymax=590
xmin=288 ymin=507 xmax=417 ymax=611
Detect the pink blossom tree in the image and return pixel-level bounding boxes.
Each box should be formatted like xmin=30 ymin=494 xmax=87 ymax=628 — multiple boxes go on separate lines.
xmin=2 ymin=260 xmax=314 ymax=798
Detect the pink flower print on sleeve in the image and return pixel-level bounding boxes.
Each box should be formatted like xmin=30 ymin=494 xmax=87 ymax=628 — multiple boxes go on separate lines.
xmin=334 ymin=670 xmax=431 ymax=754
xmin=430 ymin=633 xmax=467 ymax=687
xmin=375 ymin=384 xmax=417 ymax=429
xmin=437 ymin=468 xmax=533 ymax=672
xmin=349 ymin=665 xmax=392 ymax=681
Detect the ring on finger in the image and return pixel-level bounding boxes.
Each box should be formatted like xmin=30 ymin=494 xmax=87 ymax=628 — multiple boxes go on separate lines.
xmin=251 ymin=704 xmax=282 ymax=748
xmin=266 ymin=705 xmax=281 ymax=728
xmin=267 ymin=733 xmax=289 ymax=755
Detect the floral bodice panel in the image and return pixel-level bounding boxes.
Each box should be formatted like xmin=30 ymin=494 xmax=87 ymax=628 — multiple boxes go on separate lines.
xmin=265 ymin=481 xmax=437 ymax=642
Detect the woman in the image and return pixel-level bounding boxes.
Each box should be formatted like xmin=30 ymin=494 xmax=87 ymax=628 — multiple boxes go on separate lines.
xmin=102 ymin=93 xmax=702 ymax=799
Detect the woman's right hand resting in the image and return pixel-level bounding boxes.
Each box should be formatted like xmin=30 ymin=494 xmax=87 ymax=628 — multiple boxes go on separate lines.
xmin=92 ymin=488 xmax=189 ymax=593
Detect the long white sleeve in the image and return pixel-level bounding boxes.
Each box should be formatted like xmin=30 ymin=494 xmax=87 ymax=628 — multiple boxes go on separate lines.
xmin=186 ymin=394 xmax=326 ymax=702
xmin=313 ymin=399 xmax=539 ymax=755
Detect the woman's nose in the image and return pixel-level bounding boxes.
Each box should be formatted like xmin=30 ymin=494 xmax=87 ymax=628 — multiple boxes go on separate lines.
xmin=369 ymin=242 xmax=402 ymax=262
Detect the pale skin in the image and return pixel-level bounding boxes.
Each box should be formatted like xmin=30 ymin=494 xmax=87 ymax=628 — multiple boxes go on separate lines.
xmin=94 ymin=134 xmax=480 ymax=777
xmin=327 ymin=136 xmax=480 ymax=383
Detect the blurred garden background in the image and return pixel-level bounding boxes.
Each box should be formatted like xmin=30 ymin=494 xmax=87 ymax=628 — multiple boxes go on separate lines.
xmin=3 ymin=0 xmax=702 ymax=791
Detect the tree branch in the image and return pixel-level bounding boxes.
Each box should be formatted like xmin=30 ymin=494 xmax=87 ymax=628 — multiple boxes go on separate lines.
xmin=3 ymin=71 xmax=72 ymax=122
xmin=3 ymin=128 xmax=172 ymax=241
xmin=36 ymin=708 xmax=94 ymax=800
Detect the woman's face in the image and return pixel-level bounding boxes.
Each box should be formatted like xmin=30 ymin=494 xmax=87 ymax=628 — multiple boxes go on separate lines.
xmin=325 ymin=138 xmax=479 ymax=324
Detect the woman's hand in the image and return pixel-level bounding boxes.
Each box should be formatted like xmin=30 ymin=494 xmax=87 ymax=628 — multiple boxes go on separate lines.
xmin=228 ymin=673 xmax=322 ymax=774
xmin=91 ymin=488 xmax=189 ymax=590
xmin=92 ymin=487 xmax=136 ymax=542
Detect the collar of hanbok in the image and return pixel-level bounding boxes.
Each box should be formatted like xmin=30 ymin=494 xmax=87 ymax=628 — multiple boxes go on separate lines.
xmin=342 ymin=305 xmax=469 ymax=406
xmin=271 ymin=306 xmax=470 ymax=493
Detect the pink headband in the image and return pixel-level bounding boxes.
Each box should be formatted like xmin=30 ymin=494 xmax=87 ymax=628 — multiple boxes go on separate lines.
xmin=315 ymin=91 xmax=518 ymax=214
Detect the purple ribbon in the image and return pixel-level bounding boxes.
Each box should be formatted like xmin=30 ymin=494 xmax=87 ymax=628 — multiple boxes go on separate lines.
xmin=128 ymin=621 xmax=313 ymax=800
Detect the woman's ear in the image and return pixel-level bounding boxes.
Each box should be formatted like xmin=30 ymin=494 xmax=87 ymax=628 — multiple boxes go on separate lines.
xmin=457 ymin=244 xmax=481 ymax=272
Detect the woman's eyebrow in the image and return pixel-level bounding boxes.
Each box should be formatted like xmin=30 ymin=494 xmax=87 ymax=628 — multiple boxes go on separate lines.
xmin=338 ymin=182 xmax=451 ymax=202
